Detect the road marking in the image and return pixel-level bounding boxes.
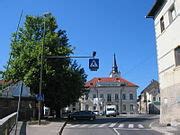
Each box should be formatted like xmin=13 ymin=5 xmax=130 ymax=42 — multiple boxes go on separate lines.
xmin=69 ymin=124 xmax=80 ymax=128
xmin=79 ymin=124 xmax=88 ymax=128
xmin=128 ymin=124 xmax=134 ymax=128
xmin=109 ymin=123 xmax=117 ymax=127
xmin=113 ymin=128 xmax=120 ymax=135
xmin=89 ymin=124 xmax=98 ymax=128
xmin=138 ymin=124 xmax=144 ymax=128
xmin=98 ymin=123 xmax=107 ymax=127
xmin=118 ymin=124 xmax=124 ymax=128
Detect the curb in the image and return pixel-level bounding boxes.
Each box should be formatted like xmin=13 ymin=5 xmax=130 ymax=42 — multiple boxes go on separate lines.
xmin=58 ymin=120 xmax=68 ymax=135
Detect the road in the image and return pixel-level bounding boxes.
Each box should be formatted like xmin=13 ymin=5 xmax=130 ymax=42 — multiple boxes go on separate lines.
xmin=63 ymin=115 xmax=162 ymax=135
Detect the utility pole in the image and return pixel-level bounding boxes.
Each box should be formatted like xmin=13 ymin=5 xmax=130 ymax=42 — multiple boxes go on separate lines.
xmin=38 ymin=21 xmax=46 ymax=125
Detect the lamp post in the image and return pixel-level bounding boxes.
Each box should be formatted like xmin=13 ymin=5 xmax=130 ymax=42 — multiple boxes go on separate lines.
xmin=38 ymin=21 xmax=46 ymax=125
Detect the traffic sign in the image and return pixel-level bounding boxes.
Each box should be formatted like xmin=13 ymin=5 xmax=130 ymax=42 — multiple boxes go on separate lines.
xmin=89 ymin=58 xmax=99 ymax=71
xmin=36 ymin=94 xmax=44 ymax=101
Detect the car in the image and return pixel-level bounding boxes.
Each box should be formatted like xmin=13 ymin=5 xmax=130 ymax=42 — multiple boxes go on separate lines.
xmin=68 ymin=111 xmax=96 ymax=120
xmin=93 ymin=111 xmax=99 ymax=115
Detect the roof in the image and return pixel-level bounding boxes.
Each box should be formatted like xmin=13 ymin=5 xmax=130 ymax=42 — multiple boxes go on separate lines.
xmin=85 ymin=77 xmax=138 ymax=88
xmin=0 ymin=80 xmax=4 ymax=85
xmin=0 ymin=80 xmax=12 ymax=85
xmin=141 ymin=80 xmax=159 ymax=94
xmin=146 ymin=0 xmax=166 ymax=19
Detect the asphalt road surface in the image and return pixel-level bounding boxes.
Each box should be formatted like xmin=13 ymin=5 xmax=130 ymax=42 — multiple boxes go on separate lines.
xmin=63 ymin=115 xmax=162 ymax=135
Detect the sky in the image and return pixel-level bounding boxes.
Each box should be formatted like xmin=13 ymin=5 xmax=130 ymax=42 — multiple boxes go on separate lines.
xmin=0 ymin=0 xmax=158 ymax=95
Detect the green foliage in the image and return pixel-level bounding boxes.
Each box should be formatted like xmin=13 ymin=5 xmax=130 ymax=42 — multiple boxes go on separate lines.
xmin=4 ymin=13 xmax=87 ymax=110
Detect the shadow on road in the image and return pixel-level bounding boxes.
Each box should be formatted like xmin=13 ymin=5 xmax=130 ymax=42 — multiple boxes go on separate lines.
xmin=20 ymin=122 xmax=27 ymax=135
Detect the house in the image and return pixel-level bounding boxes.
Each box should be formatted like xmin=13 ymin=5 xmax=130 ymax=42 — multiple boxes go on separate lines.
xmin=147 ymin=0 xmax=180 ymax=124
xmin=137 ymin=80 xmax=160 ymax=114
xmin=80 ymin=54 xmax=138 ymax=114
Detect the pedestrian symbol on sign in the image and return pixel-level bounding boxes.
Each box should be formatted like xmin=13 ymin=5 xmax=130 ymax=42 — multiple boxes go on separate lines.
xmin=89 ymin=58 xmax=99 ymax=71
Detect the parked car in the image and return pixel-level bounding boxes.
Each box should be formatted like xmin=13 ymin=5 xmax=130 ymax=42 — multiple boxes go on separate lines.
xmin=93 ymin=111 xmax=99 ymax=115
xmin=68 ymin=111 xmax=96 ymax=120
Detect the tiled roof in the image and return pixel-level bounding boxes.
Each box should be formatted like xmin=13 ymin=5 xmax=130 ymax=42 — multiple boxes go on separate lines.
xmin=0 ymin=80 xmax=5 ymax=85
xmin=141 ymin=80 xmax=159 ymax=94
xmin=85 ymin=77 xmax=138 ymax=88
xmin=0 ymin=80 xmax=12 ymax=85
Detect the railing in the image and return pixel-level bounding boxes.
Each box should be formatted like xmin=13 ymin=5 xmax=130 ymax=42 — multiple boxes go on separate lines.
xmin=0 ymin=112 xmax=17 ymax=135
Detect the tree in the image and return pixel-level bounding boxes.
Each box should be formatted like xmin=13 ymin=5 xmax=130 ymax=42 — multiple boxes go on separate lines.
xmin=4 ymin=13 xmax=87 ymax=117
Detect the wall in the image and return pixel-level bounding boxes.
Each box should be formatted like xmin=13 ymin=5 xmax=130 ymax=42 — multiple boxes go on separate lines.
xmin=154 ymin=0 xmax=180 ymax=124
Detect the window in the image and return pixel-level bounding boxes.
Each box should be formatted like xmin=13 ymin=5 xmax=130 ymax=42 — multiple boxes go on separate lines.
xmin=130 ymin=104 xmax=134 ymax=111
xmin=85 ymin=94 xmax=88 ymax=100
xmin=100 ymin=94 xmax=104 ymax=99
xmin=115 ymin=94 xmax=119 ymax=101
xmin=107 ymin=94 xmax=111 ymax=102
xmin=175 ymin=46 xmax=180 ymax=66
xmin=122 ymin=94 xmax=126 ymax=100
xmin=130 ymin=94 xmax=133 ymax=100
xmin=93 ymin=94 xmax=96 ymax=98
xmin=93 ymin=106 xmax=96 ymax=111
xmin=85 ymin=105 xmax=89 ymax=110
xmin=72 ymin=103 xmax=76 ymax=107
xmin=160 ymin=16 xmax=165 ymax=33
xmin=169 ymin=5 xmax=176 ymax=23
xmin=123 ymin=104 xmax=126 ymax=111
xmin=153 ymin=97 xmax=156 ymax=101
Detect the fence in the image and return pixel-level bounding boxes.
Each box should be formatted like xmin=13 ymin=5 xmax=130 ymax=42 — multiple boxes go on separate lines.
xmin=0 ymin=112 xmax=17 ymax=135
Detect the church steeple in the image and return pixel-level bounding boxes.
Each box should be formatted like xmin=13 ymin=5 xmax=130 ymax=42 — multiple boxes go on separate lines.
xmin=110 ymin=54 xmax=121 ymax=78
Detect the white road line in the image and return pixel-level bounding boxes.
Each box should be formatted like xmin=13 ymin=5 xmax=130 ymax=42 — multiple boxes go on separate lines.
xmin=89 ymin=124 xmax=98 ymax=128
xmin=118 ymin=124 xmax=124 ymax=128
xmin=69 ymin=124 xmax=80 ymax=128
xmin=79 ymin=124 xmax=88 ymax=128
xmin=113 ymin=128 xmax=120 ymax=135
xmin=128 ymin=124 xmax=134 ymax=128
xmin=109 ymin=123 xmax=117 ymax=127
xmin=98 ymin=123 xmax=107 ymax=127
xmin=138 ymin=124 xmax=144 ymax=128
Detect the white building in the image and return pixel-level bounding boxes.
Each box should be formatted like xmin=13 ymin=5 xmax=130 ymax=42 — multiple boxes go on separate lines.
xmin=147 ymin=0 xmax=180 ymax=125
xmin=81 ymin=54 xmax=138 ymax=114
xmin=137 ymin=80 xmax=160 ymax=114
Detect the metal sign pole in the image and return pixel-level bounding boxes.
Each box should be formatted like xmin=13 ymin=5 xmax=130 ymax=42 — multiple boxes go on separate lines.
xmin=38 ymin=21 xmax=45 ymax=125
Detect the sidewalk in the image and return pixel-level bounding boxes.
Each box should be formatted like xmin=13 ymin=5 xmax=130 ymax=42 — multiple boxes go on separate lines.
xmin=11 ymin=120 xmax=66 ymax=135
xmin=150 ymin=119 xmax=180 ymax=135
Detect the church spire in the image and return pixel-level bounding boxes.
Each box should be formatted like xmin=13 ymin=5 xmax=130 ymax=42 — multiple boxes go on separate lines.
xmin=113 ymin=53 xmax=118 ymax=73
xmin=110 ymin=53 xmax=121 ymax=78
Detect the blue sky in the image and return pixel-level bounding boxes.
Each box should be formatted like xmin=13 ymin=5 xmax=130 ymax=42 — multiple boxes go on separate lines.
xmin=0 ymin=0 xmax=157 ymax=95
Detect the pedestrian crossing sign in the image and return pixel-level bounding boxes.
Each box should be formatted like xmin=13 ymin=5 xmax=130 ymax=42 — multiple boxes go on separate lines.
xmin=89 ymin=58 xmax=99 ymax=71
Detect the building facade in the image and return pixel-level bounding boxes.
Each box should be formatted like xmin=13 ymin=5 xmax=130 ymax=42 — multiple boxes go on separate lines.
xmin=81 ymin=54 xmax=138 ymax=114
xmin=137 ymin=80 xmax=160 ymax=114
xmin=147 ymin=0 xmax=180 ymax=124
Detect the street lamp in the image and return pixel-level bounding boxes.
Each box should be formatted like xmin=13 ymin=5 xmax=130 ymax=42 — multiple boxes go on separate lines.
xmin=38 ymin=20 xmax=46 ymax=125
